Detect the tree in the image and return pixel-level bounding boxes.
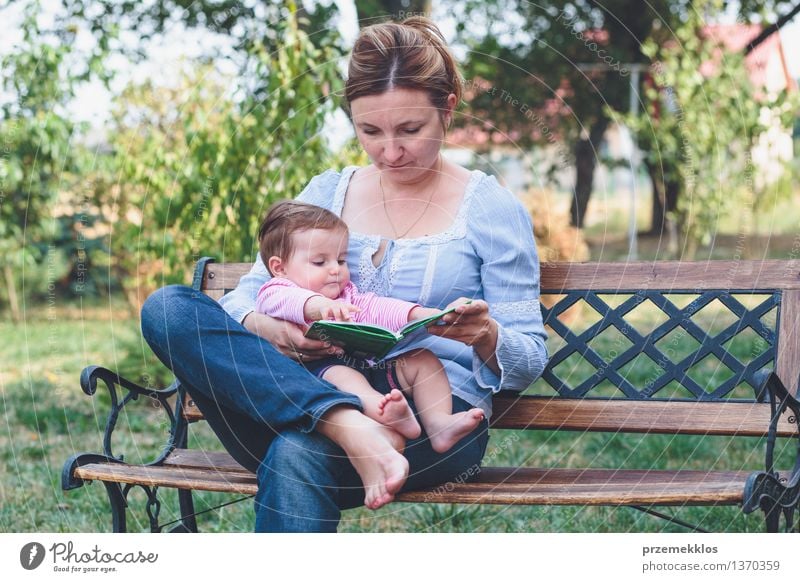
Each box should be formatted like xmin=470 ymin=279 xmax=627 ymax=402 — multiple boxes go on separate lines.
xmin=56 ymin=0 xmax=346 ymax=56
xmin=0 ymin=0 xmax=96 ymax=321
xmin=623 ymin=0 xmax=796 ymax=258
xmin=107 ymin=7 xmax=345 ymax=307
xmin=458 ymin=0 xmax=799 ymax=232
xmin=459 ymin=0 xmax=670 ymax=228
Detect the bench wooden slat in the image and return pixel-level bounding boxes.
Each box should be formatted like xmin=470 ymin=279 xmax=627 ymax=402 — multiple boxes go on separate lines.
xmin=203 ymin=289 xmax=225 ymax=301
xmin=182 ymin=395 xmax=204 ymax=423
xmin=202 ymin=261 xmax=800 ymax=293
xmin=162 ymin=449 xmax=252 ymax=473
xmin=489 ymin=397 xmax=798 ymax=436
xmin=182 ymin=394 xmax=798 ymax=437
xmin=74 ymin=455 xmax=756 ymax=506
xmin=202 ymin=263 xmax=250 ymax=292
xmin=539 ymin=260 xmax=800 ymax=291
xmin=75 ymin=462 xmax=257 ymax=495
xmin=396 ymin=467 xmax=754 ymax=506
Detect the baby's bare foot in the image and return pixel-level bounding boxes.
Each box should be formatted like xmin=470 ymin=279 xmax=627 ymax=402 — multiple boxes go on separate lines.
xmin=377 ymin=389 xmax=421 ymax=440
xmin=427 ymin=408 xmax=485 ymax=453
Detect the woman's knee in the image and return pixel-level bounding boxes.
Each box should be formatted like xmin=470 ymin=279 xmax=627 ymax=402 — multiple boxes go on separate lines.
xmin=141 ymin=284 xmax=221 ymax=351
xmin=141 ymin=285 xmax=192 ymax=336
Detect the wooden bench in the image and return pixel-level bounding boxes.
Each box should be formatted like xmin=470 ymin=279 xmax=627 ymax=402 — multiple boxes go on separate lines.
xmin=62 ymin=258 xmax=800 ymax=532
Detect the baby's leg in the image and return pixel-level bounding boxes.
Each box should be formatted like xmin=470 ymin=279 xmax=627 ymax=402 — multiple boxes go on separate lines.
xmin=394 ymin=350 xmax=485 ymax=453
xmin=322 ymin=365 xmax=420 ymax=440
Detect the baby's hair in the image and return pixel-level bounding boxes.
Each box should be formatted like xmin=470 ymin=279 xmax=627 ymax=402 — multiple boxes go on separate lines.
xmin=258 ymin=200 xmax=348 ymax=276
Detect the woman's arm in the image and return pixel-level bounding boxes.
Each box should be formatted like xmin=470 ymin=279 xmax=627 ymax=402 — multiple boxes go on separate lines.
xmin=430 ymin=176 xmax=548 ymax=392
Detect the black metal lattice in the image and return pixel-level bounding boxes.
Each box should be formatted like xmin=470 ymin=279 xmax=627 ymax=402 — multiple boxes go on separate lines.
xmin=539 ymin=290 xmax=780 ymax=400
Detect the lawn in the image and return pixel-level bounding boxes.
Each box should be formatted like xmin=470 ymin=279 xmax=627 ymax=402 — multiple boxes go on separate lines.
xmin=1 ymin=295 xmax=791 ymax=533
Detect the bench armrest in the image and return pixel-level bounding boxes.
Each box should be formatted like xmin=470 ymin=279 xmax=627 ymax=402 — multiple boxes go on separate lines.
xmin=77 ymin=365 xmax=183 ymax=465
xmin=754 ymin=369 xmax=800 ymax=475
xmin=743 ymin=370 xmax=800 ymax=531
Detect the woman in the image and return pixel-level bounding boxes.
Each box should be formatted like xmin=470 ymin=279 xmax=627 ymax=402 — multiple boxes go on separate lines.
xmin=141 ymin=16 xmax=547 ymax=532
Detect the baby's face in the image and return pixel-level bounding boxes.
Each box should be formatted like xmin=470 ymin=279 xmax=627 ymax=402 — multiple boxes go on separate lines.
xmin=278 ymin=227 xmax=350 ymax=299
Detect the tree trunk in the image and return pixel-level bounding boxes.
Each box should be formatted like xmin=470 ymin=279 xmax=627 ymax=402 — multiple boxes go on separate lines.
xmin=3 ymin=263 xmax=21 ymax=324
xmin=649 ymin=163 xmax=666 ymax=236
xmin=646 ymin=163 xmax=679 ymax=230
xmin=570 ymin=118 xmax=609 ymax=228
xmin=646 ymin=161 xmax=681 ymax=256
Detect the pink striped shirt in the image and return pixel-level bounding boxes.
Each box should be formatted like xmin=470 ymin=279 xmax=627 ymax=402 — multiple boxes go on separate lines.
xmin=255 ymin=278 xmax=418 ymax=332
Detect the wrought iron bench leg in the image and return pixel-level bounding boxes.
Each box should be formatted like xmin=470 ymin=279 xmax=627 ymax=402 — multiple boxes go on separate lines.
xmin=102 ymin=482 xmax=128 ymax=533
xmin=174 ymin=489 xmax=198 ymax=533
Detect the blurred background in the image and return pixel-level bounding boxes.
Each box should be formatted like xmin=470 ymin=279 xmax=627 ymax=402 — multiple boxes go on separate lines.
xmin=1 ymin=0 xmax=799 ymax=532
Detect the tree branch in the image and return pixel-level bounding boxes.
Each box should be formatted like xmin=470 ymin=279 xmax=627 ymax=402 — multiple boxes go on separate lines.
xmin=744 ymin=1 xmax=800 ymax=55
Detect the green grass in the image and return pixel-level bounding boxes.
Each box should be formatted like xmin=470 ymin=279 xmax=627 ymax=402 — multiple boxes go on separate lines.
xmin=1 ymin=300 xmax=794 ymax=533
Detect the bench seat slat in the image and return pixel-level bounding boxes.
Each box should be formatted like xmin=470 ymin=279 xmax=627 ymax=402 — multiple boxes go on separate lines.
xmin=490 ymin=397 xmax=797 ymax=436
xmin=162 ymin=449 xmax=252 ymax=473
xmin=74 ymin=451 xmax=758 ymax=507
xmin=75 ymin=463 xmax=258 ymax=496
xmin=397 ymin=467 xmax=754 ymax=506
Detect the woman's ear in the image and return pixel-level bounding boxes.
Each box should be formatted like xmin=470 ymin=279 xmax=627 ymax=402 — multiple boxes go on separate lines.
xmin=444 ymin=92 xmax=457 ymax=127
xmin=268 ymin=256 xmax=285 ymax=276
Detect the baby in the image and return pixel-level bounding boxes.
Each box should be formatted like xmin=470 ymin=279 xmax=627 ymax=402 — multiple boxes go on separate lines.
xmin=255 ymin=200 xmax=485 ymax=453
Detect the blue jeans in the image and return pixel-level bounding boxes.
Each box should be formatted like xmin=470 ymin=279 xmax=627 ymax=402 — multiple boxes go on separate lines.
xmin=141 ymin=285 xmax=489 ymax=532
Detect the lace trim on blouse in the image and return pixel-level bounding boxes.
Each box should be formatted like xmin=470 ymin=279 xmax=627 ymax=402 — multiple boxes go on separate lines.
xmin=387 ymin=243 xmax=409 ymax=293
xmin=358 ymin=239 xmax=385 ymax=295
xmin=418 ymin=244 xmax=439 ymax=306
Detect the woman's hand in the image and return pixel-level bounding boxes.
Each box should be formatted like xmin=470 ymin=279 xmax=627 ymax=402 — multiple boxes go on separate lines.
xmin=428 ymin=298 xmax=500 ymax=374
xmin=242 ymin=311 xmax=342 ymax=362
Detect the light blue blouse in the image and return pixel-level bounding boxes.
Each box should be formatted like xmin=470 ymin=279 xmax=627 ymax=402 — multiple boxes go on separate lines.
xmin=220 ymin=166 xmax=548 ymax=417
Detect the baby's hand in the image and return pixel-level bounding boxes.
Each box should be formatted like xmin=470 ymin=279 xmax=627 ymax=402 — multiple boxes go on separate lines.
xmin=305 ymin=296 xmax=360 ymax=322
xmin=320 ymin=301 xmax=360 ymax=322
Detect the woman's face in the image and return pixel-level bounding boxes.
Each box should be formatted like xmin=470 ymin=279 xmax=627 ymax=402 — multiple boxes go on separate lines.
xmin=350 ymin=88 xmax=455 ymax=184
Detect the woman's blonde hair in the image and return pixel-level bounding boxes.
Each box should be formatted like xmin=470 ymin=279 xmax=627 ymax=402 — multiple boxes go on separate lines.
xmin=345 ymin=16 xmax=462 ymax=128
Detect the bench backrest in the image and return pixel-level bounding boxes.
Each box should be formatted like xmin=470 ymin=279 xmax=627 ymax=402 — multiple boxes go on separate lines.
xmin=187 ymin=258 xmax=800 ymax=437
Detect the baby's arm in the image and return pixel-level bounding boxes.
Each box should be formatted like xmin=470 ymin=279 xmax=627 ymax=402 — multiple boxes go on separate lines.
xmin=256 ymin=279 xmax=357 ymax=324
xmin=304 ymin=296 xmax=360 ymax=322
xmin=344 ymin=283 xmax=446 ymax=329
xmin=408 ymin=306 xmax=445 ymax=321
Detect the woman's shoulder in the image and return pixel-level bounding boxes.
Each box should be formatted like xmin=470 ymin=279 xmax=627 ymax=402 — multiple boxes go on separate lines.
xmin=297 ymin=167 xmax=361 ymax=208
xmin=466 ymin=170 xmax=530 ymax=223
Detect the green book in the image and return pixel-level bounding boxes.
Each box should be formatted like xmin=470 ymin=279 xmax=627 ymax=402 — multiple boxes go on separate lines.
xmin=304 ymin=304 xmax=465 ymax=360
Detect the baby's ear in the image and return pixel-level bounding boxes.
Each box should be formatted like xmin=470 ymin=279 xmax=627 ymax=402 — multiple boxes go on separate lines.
xmin=267 ymin=256 xmax=284 ymax=276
